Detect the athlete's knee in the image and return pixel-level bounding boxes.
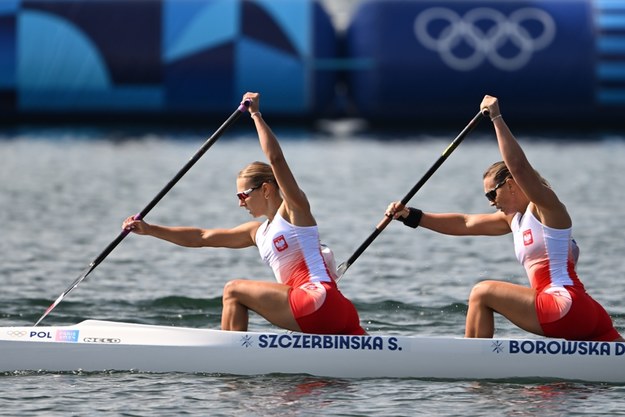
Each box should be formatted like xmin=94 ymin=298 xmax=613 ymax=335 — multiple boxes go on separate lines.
xmin=468 ymin=280 xmax=496 ymax=305
xmin=222 ymin=279 xmax=247 ymax=301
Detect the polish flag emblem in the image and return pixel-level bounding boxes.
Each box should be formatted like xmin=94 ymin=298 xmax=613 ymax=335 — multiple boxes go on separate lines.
xmin=274 ymin=235 xmax=288 ymax=252
xmin=523 ymin=230 xmax=533 ymax=246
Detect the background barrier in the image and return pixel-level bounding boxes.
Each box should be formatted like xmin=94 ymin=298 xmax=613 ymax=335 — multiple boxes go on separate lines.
xmin=1 ymin=0 xmax=624 ymax=126
xmin=344 ymin=0 xmax=625 ymax=126
xmin=0 ymin=0 xmax=338 ymax=122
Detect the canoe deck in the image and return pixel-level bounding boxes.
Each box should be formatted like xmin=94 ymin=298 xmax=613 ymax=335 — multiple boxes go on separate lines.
xmin=2 ymin=320 xmax=624 ymax=382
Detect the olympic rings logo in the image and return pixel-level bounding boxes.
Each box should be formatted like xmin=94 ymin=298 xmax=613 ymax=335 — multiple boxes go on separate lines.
xmin=414 ymin=7 xmax=556 ymax=71
xmin=6 ymin=330 xmax=27 ymax=337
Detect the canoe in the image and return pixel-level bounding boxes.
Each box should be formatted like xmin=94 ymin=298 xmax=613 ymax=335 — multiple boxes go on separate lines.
xmin=2 ymin=320 xmax=624 ymax=382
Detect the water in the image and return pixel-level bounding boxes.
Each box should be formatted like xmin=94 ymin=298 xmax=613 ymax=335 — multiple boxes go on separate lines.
xmin=1 ymin=123 xmax=625 ymax=416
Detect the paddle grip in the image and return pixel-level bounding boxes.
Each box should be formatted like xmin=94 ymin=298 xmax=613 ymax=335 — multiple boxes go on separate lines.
xmin=238 ymin=99 xmax=252 ymax=112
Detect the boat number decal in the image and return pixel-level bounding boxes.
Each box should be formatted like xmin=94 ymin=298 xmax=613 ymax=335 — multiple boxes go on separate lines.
xmin=29 ymin=330 xmax=80 ymax=342
xmin=495 ymin=340 xmax=625 ymax=356
xmin=252 ymin=334 xmax=402 ymax=351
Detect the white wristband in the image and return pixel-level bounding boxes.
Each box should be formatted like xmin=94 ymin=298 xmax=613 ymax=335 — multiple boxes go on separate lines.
xmin=490 ymin=114 xmax=503 ymax=122
xmin=251 ymin=111 xmax=262 ymax=118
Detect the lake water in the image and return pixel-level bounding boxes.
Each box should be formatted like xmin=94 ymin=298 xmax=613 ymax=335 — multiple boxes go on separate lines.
xmin=1 ymin=120 xmax=625 ymax=416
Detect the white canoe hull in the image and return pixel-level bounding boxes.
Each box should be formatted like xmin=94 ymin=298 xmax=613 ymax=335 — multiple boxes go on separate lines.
xmin=2 ymin=320 xmax=624 ymax=382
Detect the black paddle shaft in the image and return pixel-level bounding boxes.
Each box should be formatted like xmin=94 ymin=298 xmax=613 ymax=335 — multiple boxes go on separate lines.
xmin=34 ymin=100 xmax=251 ymax=326
xmin=93 ymin=100 xmax=251 ymax=269
xmin=338 ymin=110 xmax=488 ymax=277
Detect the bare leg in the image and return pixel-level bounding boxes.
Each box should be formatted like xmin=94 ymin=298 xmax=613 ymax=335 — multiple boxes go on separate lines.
xmin=221 ymin=279 xmax=301 ymax=332
xmin=465 ymin=280 xmax=543 ymax=338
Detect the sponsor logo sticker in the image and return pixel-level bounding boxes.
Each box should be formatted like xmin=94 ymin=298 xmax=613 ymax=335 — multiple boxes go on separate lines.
xmin=83 ymin=337 xmax=121 ymax=344
xmin=55 ymin=330 xmax=80 ymax=342
xmin=491 ymin=340 xmax=505 ymax=353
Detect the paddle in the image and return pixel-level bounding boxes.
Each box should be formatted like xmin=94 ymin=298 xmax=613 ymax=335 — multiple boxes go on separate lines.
xmin=335 ymin=109 xmax=489 ymax=280
xmin=34 ymin=99 xmax=251 ymax=326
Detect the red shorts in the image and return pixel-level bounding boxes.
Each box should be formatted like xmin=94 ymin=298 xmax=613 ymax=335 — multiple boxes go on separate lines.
xmin=537 ymin=286 xmax=621 ymax=341
xmin=289 ymin=281 xmax=366 ymax=335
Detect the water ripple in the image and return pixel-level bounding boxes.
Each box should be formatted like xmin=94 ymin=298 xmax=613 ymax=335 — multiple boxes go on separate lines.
xmin=2 ymin=133 xmax=625 ymax=415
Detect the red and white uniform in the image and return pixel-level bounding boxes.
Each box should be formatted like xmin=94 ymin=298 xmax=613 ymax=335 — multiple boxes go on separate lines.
xmin=511 ymin=209 xmax=620 ymax=341
xmin=256 ymin=213 xmax=365 ymax=335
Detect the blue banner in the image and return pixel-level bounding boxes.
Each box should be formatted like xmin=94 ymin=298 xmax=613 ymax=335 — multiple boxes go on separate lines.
xmin=345 ymin=0 xmax=597 ymax=123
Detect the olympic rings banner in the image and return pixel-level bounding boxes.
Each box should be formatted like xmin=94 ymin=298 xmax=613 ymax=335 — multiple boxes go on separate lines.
xmin=345 ymin=0 xmax=607 ymax=123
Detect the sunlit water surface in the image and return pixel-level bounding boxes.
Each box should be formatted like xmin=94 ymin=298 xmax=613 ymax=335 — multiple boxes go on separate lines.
xmin=1 ymin=123 xmax=625 ymax=416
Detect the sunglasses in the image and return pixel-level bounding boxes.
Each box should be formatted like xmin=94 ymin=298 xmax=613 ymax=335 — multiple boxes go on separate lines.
xmin=485 ymin=178 xmax=508 ymax=203
xmin=237 ymin=184 xmax=261 ymax=201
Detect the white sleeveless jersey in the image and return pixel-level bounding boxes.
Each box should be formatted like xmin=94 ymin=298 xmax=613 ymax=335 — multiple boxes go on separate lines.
xmin=510 ymin=208 xmax=583 ymax=293
xmin=255 ymin=213 xmax=333 ymax=287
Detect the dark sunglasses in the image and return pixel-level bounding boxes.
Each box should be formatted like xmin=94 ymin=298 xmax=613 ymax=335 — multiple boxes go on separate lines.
xmin=485 ymin=178 xmax=508 ymax=202
xmin=237 ymin=184 xmax=261 ymax=201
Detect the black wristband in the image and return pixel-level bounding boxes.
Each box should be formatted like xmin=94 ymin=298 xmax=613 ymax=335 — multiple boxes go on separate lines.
xmin=398 ymin=207 xmax=423 ymax=228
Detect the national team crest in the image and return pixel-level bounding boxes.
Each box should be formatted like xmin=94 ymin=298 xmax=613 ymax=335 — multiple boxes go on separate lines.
xmin=523 ymin=229 xmax=533 ymax=246
xmin=273 ymin=235 xmax=288 ymax=252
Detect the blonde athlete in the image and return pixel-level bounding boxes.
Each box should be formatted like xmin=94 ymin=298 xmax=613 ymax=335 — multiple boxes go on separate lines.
xmin=124 ymin=92 xmax=365 ymax=335
xmin=388 ymin=95 xmax=623 ymax=342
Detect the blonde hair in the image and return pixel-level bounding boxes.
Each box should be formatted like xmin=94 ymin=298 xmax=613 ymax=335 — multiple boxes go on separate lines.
xmin=483 ymin=161 xmax=549 ymax=187
xmin=238 ymin=161 xmax=277 ymax=188
xmin=483 ymin=161 xmax=510 ymax=184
